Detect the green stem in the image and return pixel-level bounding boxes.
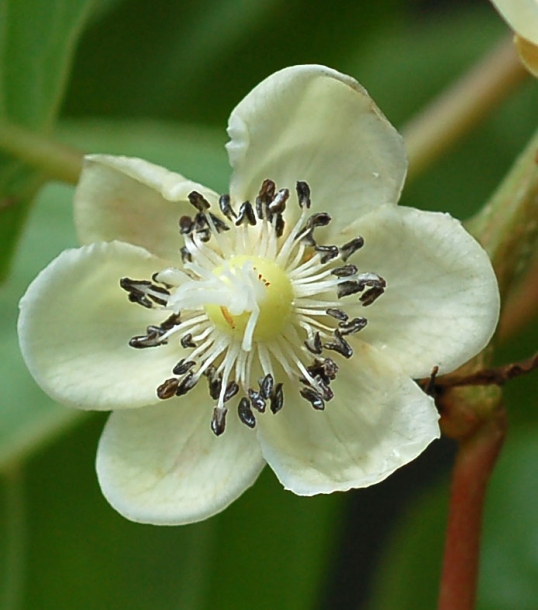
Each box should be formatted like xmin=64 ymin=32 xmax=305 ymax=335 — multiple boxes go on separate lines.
xmin=1 ymin=466 xmax=27 ymax=610
xmin=403 ymin=37 xmax=528 ymax=181
xmin=0 ymin=122 xmax=82 ymax=184
xmin=437 ymin=410 xmax=507 ymax=610
xmin=466 ymin=128 xmax=538 ymax=299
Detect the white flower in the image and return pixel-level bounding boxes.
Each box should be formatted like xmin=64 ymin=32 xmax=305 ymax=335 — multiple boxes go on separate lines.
xmin=18 ymin=65 xmax=499 ymax=525
xmin=490 ymin=0 xmax=538 ymax=76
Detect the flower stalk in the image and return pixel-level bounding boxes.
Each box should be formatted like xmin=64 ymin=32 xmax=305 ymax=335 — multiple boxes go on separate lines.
xmin=437 ymin=407 xmax=507 ymax=610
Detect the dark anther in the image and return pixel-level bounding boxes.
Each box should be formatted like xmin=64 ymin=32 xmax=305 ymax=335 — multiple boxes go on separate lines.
xmin=179 ymin=215 xmax=194 ymax=234
xmin=176 ymin=372 xmax=197 ymax=396
xmin=211 ymin=407 xmax=228 ymax=436
xmin=160 ymin=313 xmax=181 ymax=330
xmin=316 ymin=378 xmax=334 ymax=401
xmin=208 ymin=212 xmax=230 ymax=233
xmin=208 ymin=377 xmax=222 ymax=400
xmin=193 ymin=212 xmax=208 ymax=231
xmin=296 ymin=181 xmax=311 ymax=209
xmin=324 ymin=329 xmax=353 ymax=359
xmin=331 ymin=264 xmax=358 ymax=278
xmin=304 ymin=332 xmax=323 ymax=355
xmin=248 ymin=389 xmax=266 ymax=413
xmin=129 ymin=325 xmax=167 ymax=349
xmin=321 ymin=358 xmax=339 ymax=380
xmin=120 ymin=277 xmax=154 ymax=308
xmin=359 ymin=280 xmax=385 ymax=307
xmin=260 ymin=374 xmax=274 ymax=400
xmin=337 ymin=280 xmax=363 ymax=298
xmin=315 ymin=245 xmax=339 ymax=263
xmin=219 ymin=194 xmax=236 ymax=219
xmin=188 ymin=191 xmax=211 ymax=211
xmin=339 ymin=317 xmax=368 ymax=335
xmin=235 ymin=201 xmax=257 ymax=226
xmin=181 ymin=333 xmax=197 ymax=348
xmin=224 ymin=381 xmax=239 ymax=402
xmin=274 ymin=213 xmax=285 ymax=238
xmin=255 ymin=179 xmax=276 ymax=218
xmin=270 ymin=383 xmax=284 ymax=414
xmin=157 ymin=378 xmax=179 ymax=400
xmin=326 ymin=308 xmax=348 ymax=322
xmin=340 ymin=237 xmax=364 ymax=262
xmin=268 ymin=189 xmax=290 ymax=215
xmin=172 ymin=359 xmax=196 ymax=375
xmin=127 ymin=292 xmax=152 ymax=308
xmin=308 ymin=212 xmax=331 ymax=228
xmin=238 ymin=398 xmax=256 ymax=428
xmin=300 ymin=387 xmax=325 ymax=410
xmin=180 ymin=246 xmax=192 ymax=263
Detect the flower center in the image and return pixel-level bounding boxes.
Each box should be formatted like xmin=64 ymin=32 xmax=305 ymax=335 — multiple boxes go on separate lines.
xmin=119 ymin=179 xmax=386 ymax=436
xmin=204 ymin=255 xmax=293 ymax=343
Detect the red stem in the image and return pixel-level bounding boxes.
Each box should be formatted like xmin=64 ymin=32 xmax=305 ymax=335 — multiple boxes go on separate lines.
xmin=437 ymin=410 xmax=507 ymax=610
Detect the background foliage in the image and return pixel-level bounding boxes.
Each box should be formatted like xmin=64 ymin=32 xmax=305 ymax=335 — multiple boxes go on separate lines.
xmin=0 ymin=0 xmax=537 ymax=608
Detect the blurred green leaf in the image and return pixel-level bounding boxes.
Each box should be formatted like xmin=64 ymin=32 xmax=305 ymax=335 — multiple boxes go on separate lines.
xmin=0 ymin=0 xmax=94 ymax=280
xmin=367 ymin=426 xmax=538 ymax=610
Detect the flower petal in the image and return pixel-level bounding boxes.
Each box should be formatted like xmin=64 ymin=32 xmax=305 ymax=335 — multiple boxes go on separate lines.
xmin=75 ymin=155 xmax=219 ymax=260
xmin=257 ymin=342 xmax=439 ymax=495
xmin=515 ymin=35 xmax=538 ymax=77
xmin=18 ymin=241 xmax=183 ymax=410
xmin=96 ymin=397 xmax=265 ymax=525
xmin=491 ymin=0 xmax=538 ymax=45
xmin=226 ymin=65 xmax=407 ymax=233
xmin=353 ymin=205 xmax=500 ymax=377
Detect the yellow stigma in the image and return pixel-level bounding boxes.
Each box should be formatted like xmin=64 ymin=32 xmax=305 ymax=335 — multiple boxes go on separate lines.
xmin=205 ymin=255 xmax=293 ymax=342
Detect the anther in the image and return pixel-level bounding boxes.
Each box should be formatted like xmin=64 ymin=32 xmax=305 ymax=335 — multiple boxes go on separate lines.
xmin=160 ymin=313 xmax=181 ymax=330
xmin=268 ymin=188 xmax=290 ymax=215
xmin=188 ymin=191 xmax=211 ymax=211
xmin=358 ymin=275 xmax=386 ymax=306
xmin=179 ymin=215 xmax=194 ymax=234
xmin=337 ymin=281 xmax=363 ymax=298
xmin=274 ymin=214 xmax=285 ymax=237
xmin=331 ymin=264 xmax=358 ymax=277
xmin=326 ymin=308 xmax=348 ymax=321
xmin=208 ymin=212 xmax=230 ymax=233
xmin=270 ymin=383 xmax=284 ymax=414
xmin=180 ymin=246 xmax=192 ymax=264
xmin=235 ymin=201 xmax=257 ymax=226
xmin=340 ymin=237 xmax=364 ymax=262
xmin=172 ymin=359 xmax=196 ymax=375
xmin=176 ymin=372 xmax=198 ymax=396
xmin=211 ymin=407 xmax=227 ymax=436
xmin=296 ymin=181 xmax=311 ymax=208
xmin=304 ymin=332 xmax=323 ymax=355
xmin=324 ymin=329 xmax=353 ymax=359
xmin=255 ymin=179 xmax=276 ymax=219
xmin=307 ymin=212 xmax=331 ymax=228
xmin=315 ymin=245 xmax=339 ymax=263
xmin=248 ymin=389 xmax=266 ymax=413
xmin=224 ymin=381 xmax=239 ymax=402
xmin=129 ymin=325 xmax=167 ymax=349
xmin=157 ymin=378 xmax=179 ymax=399
xmin=260 ymin=374 xmax=274 ymax=400
xmin=181 ymin=333 xmax=197 ymax=348
xmin=208 ymin=376 xmax=222 ymax=400
xmin=219 ymin=194 xmax=236 ymax=219
xmin=238 ymin=398 xmax=256 ymax=428
xmin=300 ymin=387 xmax=325 ymax=410
xmin=339 ymin=317 xmax=368 ymax=335
xmin=320 ymin=358 xmax=339 ymax=381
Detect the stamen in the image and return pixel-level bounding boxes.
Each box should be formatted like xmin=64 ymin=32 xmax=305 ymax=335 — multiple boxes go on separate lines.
xmin=188 ymin=191 xmax=211 ymax=211
xmin=235 ymin=201 xmax=257 ymax=226
xmin=296 ymin=181 xmax=311 ymax=208
xmin=326 ymin=308 xmax=348 ymax=321
xmin=331 ymin=264 xmax=358 ymax=277
xmin=157 ymin=378 xmax=179 ymax=399
xmin=339 ymin=317 xmax=368 ymax=335
xmin=238 ymin=397 xmax=256 ymax=428
xmin=270 ymin=383 xmax=284 ymax=414
xmin=176 ymin=372 xmax=198 ymax=396
xmin=129 ymin=325 xmax=168 ymax=348
xmin=314 ymin=245 xmax=339 ymax=263
xmin=248 ymin=388 xmax=266 ymax=413
xmin=340 ymin=237 xmax=364 ymax=261
xmin=219 ymin=194 xmax=236 ymax=219
xmin=181 ymin=333 xmax=197 ymax=348
xmin=304 ymin=332 xmax=323 ymax=354
xmin=260 ymin=373 xmax=274 ymax=400
xmin=255 ymin=179 xmax=276 ymax=219
xmin=324 ymin=329 xmax=353 ymax=359
xmin=211 ymin=407 xmax=227 ymax=436
xmin=300 ymin=386 xmax=325 ymax=410
xmin=172 ymin=359 xmax=196 ymax=375
xmin=179 ymin=215 xmax=194 ymax=234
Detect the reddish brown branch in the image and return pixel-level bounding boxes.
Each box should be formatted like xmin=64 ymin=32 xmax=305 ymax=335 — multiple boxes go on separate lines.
xmin=437 ymin=409 xmax=507 ymax=610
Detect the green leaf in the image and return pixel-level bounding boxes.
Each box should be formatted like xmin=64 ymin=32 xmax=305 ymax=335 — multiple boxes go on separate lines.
xmin=0 ymin=0 xmax=94 ymax=280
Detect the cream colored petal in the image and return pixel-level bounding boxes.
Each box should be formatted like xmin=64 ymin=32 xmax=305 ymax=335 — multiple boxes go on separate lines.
xmin=75 ymin=155 xmax=219 ymax=261
xmin=97 ymin=396 xmax=265 ymax=525
xmin=18 ymin=241 xmax=184 ymax=410
xmin=491 ymin=0 xmax=538 ymax=45
xmin=515 ymin=34 xmax=538 ymax=76
xmin=352 ymin=205 xmax=499 ymax=378
xmin=257 ymin=342 xmax=439 ymax=495
xmin=226 ymin=65 xmax=406 ymax=234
